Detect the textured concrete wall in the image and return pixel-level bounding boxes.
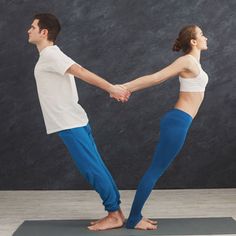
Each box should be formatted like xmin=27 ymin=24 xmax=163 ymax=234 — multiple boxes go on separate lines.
xmin=0 ymin=0 xmax=235 ymax=189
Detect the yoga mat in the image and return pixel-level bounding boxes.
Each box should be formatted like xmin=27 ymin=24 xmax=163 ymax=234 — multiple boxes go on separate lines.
xmin=13 ymin=217 xmax=236 ymax=236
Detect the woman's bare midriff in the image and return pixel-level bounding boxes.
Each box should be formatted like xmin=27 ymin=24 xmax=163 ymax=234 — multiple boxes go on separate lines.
xmin=174 ymin=92 xmax=205 ymax=119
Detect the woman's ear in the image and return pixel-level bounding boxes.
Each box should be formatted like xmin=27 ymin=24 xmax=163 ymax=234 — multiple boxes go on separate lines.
xmin=190 ymin=39 xmax=197 ymax=47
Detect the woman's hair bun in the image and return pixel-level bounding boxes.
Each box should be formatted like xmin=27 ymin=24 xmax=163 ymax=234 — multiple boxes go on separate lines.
xmin=172 ymin=38 xmax=182 ymax=52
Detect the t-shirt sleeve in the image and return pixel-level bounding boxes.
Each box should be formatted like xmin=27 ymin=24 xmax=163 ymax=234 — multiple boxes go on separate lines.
xmin=46 ymin=49 xmax=81 ymax=75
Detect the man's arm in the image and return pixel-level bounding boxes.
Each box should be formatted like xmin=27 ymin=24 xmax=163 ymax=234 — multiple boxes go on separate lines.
xmin=66 ymin=64 xmax=130 ymax=102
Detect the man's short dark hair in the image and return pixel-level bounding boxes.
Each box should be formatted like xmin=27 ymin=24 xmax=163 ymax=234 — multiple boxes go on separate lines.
xmin=34 ymin=13 xmax=61 ymax=43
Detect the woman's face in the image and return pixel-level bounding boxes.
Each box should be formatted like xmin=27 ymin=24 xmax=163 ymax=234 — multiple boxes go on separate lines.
xmin=193 ymin=27 xmax=208 ymax=51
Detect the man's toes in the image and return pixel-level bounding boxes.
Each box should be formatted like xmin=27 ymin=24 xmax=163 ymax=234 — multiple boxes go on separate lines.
xmin=90 ymin=220 xmax=98 ymax=225
xmin=88 ymin=225 xmax=98 ymax=231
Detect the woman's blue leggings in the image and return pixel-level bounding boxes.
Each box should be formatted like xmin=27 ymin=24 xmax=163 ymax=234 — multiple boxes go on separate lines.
xmin=126 ymin=108 xmax=192 ymax=228
xmin=57 ymin=124 xmax=121 ymax=212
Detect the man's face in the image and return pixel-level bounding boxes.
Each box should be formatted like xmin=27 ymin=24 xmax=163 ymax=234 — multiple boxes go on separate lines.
xmin=27 ymin=19 xmax=44 ymax=44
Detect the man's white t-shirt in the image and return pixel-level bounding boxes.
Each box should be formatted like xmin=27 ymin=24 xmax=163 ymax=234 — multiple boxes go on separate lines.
xmin=34 ymin=45 xmax=89 ymax=134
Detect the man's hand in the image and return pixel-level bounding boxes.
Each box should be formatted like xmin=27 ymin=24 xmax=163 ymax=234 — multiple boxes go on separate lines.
xmin=109 ymin=85 xmax=131 ymax=102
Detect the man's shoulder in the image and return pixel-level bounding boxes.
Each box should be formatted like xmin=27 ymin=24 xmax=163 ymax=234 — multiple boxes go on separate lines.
xmin=41 ymin=45 xmax=64 ymax=59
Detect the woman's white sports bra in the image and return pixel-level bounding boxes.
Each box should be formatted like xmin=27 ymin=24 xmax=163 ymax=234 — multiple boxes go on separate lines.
xmin=179 ymin=54 xmax=208 ymax=92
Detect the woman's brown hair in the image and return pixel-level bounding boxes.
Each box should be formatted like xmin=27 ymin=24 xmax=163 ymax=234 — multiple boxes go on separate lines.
xmin=172 ymin=25 xmax=198 ymax=54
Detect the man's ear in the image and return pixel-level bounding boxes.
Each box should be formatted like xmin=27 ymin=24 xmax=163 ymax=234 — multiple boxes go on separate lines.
xmin=190 ymin=39 xmax=197 ymax=47
xmin=41 ymin=29 xmax=49 ymax=38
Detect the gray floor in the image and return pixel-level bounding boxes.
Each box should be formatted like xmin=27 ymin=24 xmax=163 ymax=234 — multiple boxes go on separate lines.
xmin=13 ymin=218 xmax=236 ymax=236
xmin=0 ymin=189 xmax=236 ymax=236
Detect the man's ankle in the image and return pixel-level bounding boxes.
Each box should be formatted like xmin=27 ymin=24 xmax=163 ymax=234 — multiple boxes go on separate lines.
xmin=108 ymin=210 xmax=121 ymax=217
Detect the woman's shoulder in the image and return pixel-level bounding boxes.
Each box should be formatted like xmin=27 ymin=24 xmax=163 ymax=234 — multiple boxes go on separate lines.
xmin=177 ymin=54 xmax=193 ymax=63
xmin=171 ymin=55 xmax=193 ymax=71
xmin=175 ymin=54 xmax=198 ymax=71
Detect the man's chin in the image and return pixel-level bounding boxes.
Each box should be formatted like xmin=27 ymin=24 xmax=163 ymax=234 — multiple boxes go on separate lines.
xmin=28 ymin=39 xmax=35 ymax=44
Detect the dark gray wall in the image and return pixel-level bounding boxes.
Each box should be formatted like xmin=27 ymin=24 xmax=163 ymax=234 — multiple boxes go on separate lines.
xmin=0 ymin=0 xmax=235 ymax=190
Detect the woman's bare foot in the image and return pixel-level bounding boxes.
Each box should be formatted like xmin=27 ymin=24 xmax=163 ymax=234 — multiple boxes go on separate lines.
xmin=135 ymin=218 xmax=158 ymax=230
xmin=90 ymin=209 xmax=125 ymax=225
xmin=88 ymin=210 xmax=124 ymax=231
xmin=142 ymin=218 xmax=158 ymax=225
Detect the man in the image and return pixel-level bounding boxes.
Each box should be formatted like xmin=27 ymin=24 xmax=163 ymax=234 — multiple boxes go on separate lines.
xmin=28 ymin=13 xmax=129 ymax=231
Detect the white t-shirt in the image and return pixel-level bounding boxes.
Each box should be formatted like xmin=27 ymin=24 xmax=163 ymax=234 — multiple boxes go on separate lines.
xmin=34 ymin=45 xmax=89 ymax=134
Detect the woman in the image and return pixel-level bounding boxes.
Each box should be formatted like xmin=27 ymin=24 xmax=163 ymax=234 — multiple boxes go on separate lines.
xmin=122 ymin=25 xmax=208 ymax=230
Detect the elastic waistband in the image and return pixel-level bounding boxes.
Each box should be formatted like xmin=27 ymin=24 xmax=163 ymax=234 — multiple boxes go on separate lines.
xmin=162 ymin=108 xmax=193 ymax=123
xmin=57 ymin=123 xmax=90 ymax=135
xmin=172 ymin=108 xmax=193 ymax=119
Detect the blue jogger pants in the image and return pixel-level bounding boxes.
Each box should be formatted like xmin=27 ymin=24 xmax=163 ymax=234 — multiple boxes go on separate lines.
xmin=126 ymin=108 xmax=193 ymax=228
xmin=57 ymin=124 xmax=121 ymax=212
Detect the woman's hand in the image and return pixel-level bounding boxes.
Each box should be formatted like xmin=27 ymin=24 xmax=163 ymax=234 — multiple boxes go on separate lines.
xmin=109 ymin=85 xmax=131 ymax=102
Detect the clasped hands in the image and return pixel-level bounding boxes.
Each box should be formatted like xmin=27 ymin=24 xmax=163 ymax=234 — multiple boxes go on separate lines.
xmin=109 ymin=84 xmax=131 ymax=103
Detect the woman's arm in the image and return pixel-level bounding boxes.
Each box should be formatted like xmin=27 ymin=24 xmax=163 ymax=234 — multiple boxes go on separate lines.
xmin=123 ymin=56 xmax=190 ymax=93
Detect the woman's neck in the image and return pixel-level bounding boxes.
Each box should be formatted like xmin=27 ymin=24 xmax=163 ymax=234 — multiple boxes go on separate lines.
xmin=189 ymin=49 xmax=201 ymax=62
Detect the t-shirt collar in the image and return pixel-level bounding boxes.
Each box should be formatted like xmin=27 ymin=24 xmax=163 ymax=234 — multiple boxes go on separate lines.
xmin=40 ymin=45 xmax=58 ymax=55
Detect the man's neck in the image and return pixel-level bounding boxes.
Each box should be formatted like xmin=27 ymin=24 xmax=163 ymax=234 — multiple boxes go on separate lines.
xmin=36 ymin=41 xmax=54 ymax=53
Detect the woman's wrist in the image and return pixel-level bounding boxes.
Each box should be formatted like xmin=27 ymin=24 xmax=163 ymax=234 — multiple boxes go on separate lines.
xmin=121 ymin=83 xmax=132 ymax=93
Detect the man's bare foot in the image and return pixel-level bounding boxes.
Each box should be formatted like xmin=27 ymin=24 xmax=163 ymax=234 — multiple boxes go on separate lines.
xmin=88 ymin=210 xmax=124 ymax=231
xmin=90 ymin=209 xmax=125 ymax=225
xmin=118 ymin=209 xmax=125 ymax=222
xmin=135 ymin=218 xmax=158 ymax=230
xmin=90 ymin=216 xmax=106 ymax=226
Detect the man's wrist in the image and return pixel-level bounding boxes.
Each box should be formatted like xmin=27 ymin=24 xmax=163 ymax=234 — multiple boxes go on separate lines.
xmin=106 ymin=83 xmax=114 ymax=94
